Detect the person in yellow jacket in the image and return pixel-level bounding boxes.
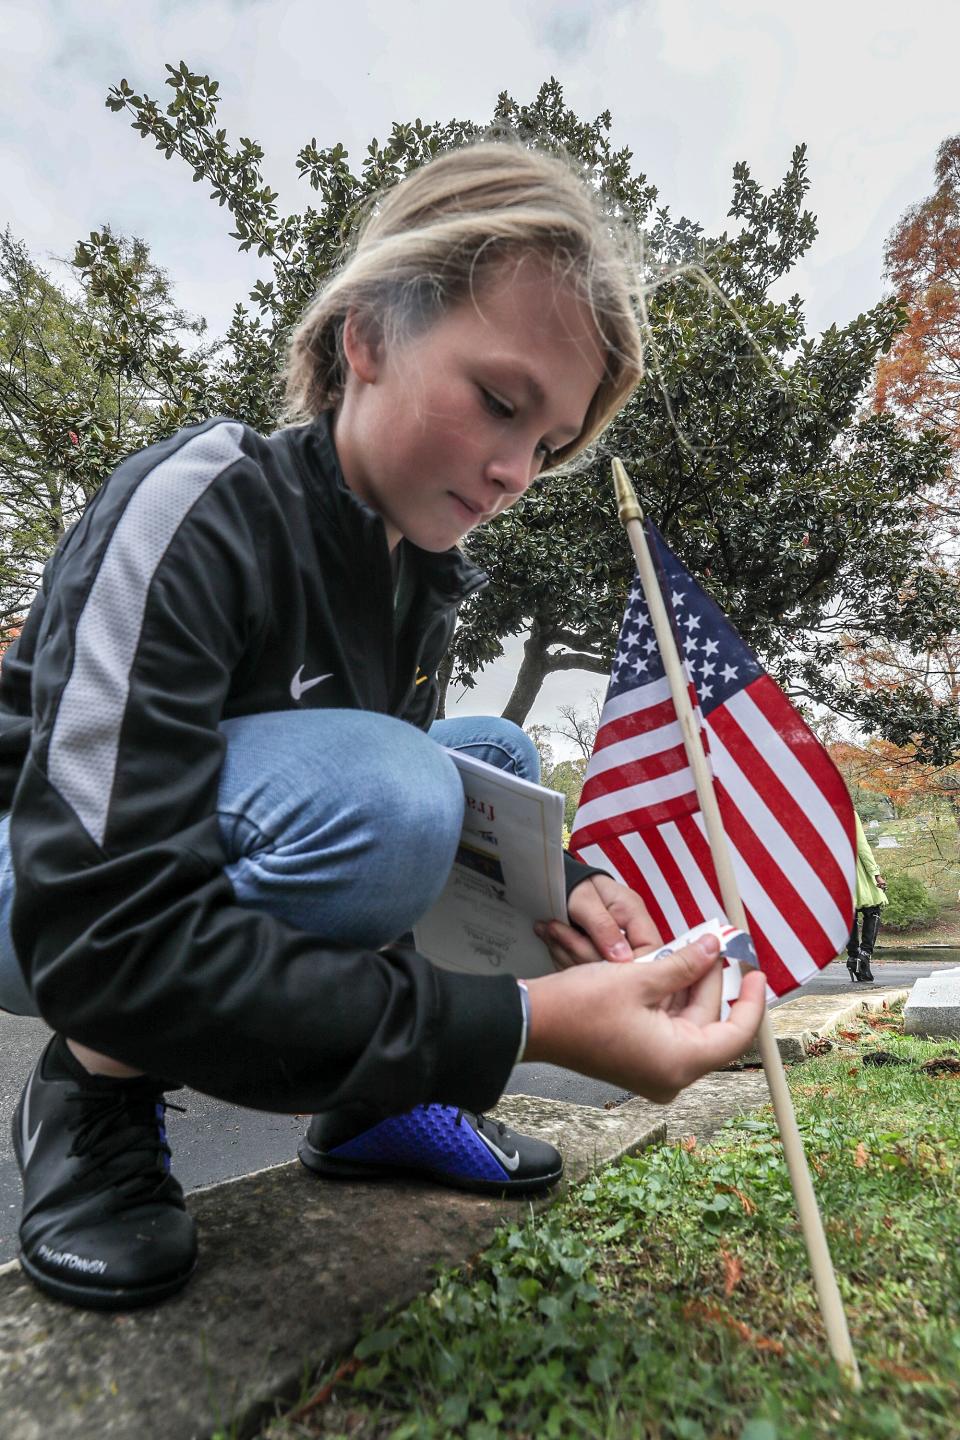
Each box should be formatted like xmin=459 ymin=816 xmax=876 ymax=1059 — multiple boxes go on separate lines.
xmin=846 ymin=812 xmax=889 ymax=982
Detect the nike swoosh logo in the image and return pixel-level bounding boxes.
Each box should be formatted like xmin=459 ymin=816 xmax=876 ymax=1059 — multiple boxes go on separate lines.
xmin=290 ymin=666 xmax=333 ymax=702
xmin=21 ymin=1071 xmax=41 ymax=1167
xmin=475 ymin=1125 xmax=520 ymax=1173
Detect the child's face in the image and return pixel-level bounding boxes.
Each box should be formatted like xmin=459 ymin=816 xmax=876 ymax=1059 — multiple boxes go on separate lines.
xmin=334 ymin=256 xmax=606 ymax=552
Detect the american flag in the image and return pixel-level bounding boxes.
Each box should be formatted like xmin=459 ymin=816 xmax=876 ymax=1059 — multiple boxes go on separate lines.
xmin=569 ymin=521 xmax=856 ymax=999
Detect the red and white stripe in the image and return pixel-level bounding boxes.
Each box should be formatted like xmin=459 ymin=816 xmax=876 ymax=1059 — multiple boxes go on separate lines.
xmin=571 ymin=673 xmax=855 ymax=999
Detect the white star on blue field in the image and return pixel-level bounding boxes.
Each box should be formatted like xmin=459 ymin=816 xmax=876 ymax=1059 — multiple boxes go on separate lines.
xmin=607 ymin=526 xmax=765 ymax=716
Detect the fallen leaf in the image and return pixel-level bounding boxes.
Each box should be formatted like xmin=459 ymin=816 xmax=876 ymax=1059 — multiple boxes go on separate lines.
xmin=920 ymin=1055 xmax=960 ymax=1075
xmin=875 ymin=1357 xmax=935 ymax=1384
xmin=847 ymin=1066 xmax=860 ymax=1076
xmin=284 ymin=1357 xmax=363 ymax=1422
xmin=717 ymin=1183 xmax=756 ymax=1215
xmin=838 ymin=1029 xmax=861 ymax=1042
xmin=683 ymin=1300 xmax=784 ymax=1355
xmin=720 ymin=1248 xmax=743 ymax=1296
xmin=854 ymin=1142 xmax=869 ymax=1168
xmin=682 ymin=1135 xmax=697 ymax=1152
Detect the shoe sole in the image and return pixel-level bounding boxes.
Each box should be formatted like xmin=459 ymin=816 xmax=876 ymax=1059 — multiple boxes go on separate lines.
xmin=17 ymin=1249 xmax=197 ymax=1311
xmin=297 ymin=1139 xmax=563 ymax=1196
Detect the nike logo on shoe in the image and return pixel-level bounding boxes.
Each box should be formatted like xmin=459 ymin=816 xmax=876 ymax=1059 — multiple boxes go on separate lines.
xmin=475 ymin=1125 xmax=520 ymax=1173
xmin=20 ymin=1072 xmax=42 ymax=1167
xmin=290 ymin=666 xmax=333 ymax=702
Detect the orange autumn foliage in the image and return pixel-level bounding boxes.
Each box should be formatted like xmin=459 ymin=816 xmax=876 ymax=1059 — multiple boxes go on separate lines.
xmin=869 ymin=134 xmax=960 ymax=739
xmin=840 ymin=628 xmax=960 ymax=707
xmin=875 ymin=134 xmax=960 ymax=461
xmin=828 ymin=737 xmax=960 ymax=826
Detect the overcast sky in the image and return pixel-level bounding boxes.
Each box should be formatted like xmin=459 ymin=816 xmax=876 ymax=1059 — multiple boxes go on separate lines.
xmin=4 ymin=0 xmax=959 ymax=749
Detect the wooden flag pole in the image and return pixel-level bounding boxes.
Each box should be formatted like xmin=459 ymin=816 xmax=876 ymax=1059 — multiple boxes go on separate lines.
xmin=611 ymin=458 xmax=861 ymax=1389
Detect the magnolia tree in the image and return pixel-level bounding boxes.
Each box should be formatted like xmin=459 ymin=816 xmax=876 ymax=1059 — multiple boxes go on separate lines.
xmin=1 ymin=69 xmax=955 ymax=762
xmin=459 ymin=140 xmax=956 ymax=761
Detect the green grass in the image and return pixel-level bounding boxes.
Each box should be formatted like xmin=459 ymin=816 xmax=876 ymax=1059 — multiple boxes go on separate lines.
xmin=263 ymin=1007 xmax=960 ymax=1440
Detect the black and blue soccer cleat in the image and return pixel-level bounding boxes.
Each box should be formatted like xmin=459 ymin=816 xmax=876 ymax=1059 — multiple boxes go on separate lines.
xmin=298 ymin=1104 xmax=563 ymax=1195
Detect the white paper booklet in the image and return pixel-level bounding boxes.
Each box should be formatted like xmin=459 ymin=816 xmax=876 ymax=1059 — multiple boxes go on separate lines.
xmin=413 ymin=749 xmax=568 ymax=978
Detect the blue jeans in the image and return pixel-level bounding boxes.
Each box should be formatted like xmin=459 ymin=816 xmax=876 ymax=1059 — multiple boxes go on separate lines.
xmin=0 ymin=712 xmax=539 ymax=1019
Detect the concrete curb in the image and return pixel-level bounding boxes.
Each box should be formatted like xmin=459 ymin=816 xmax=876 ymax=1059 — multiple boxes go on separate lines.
xmin=1 ymin=1098 xmax=669 ymax=1440
xmin=736 ymin=984 xmax=911 ymax=1065
xmin=0 ymin=986 xmax=905 ymax=1440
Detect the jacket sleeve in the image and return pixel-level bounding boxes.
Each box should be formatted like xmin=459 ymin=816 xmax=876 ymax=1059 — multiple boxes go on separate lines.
xmin=855 ymin=814 xmax=881 ymax=876
xmin=11 ymin=424 xmax=521 ymax=1113
xmin=563 ymin=849 xmax=611 ymax=898
xmin=401 ymin=669 xmax=442 ymax=731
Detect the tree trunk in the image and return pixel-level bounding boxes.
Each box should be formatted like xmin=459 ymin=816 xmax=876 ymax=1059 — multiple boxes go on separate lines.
xmin=501 ymin=623 xmax=550 ymax=726
xmin=435 ymin=642 xmax=456 ymax=720
xmin=943 ymin=787 xmax=960 ymax=864
xmin=500 ymin=617 xmax=612 ymax=728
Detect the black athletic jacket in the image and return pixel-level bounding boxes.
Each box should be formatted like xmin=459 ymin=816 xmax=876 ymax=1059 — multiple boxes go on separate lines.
xmin=0 ymin=416 xmax=596 ymax=1114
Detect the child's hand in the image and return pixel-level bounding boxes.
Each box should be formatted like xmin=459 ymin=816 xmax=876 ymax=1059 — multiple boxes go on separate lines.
xmin=523 ymin=934 xmax=766 ymax=1102
xmin=535 ymin=874 xmax=661 ymax=968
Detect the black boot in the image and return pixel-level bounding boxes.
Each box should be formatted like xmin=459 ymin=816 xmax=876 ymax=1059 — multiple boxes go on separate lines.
xmin=860 ymin=907 xmax=882 ymax=958
xmin=856 ymin=949 xmax=874 ymax=983
xmin=846 ymin=916 xmax=861 ymax=981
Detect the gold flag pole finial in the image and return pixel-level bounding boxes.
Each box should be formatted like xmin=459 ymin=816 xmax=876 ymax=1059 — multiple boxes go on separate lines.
xmin=611 ymin=458 xmax=643 ymax=527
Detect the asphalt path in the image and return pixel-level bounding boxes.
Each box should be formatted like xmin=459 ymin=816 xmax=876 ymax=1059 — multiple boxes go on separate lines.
xmin=2 ymin=948 xmax=956 ymax=1266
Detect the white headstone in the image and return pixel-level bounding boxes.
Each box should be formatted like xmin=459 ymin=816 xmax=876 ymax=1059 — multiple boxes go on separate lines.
xmin=876 ymin=834 xmax=899 ymax=849
xmin=904 ymin=971 xmax=960 ymax=1039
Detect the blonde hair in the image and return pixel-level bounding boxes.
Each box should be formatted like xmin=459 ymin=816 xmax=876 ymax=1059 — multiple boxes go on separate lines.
xmin=283 ymin=141 xmax=643 ymax=467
